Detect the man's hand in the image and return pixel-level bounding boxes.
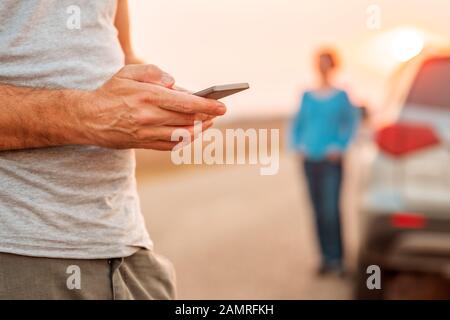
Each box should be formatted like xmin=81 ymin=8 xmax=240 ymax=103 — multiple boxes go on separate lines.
xmin=78 ymin=64 xmax=226 ymax=150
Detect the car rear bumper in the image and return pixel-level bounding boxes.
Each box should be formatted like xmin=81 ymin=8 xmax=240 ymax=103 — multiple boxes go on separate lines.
xmin=360 ymin=249 xmax=450 ymax=279
xmin=359 ymin=213 xmax=450 ymax=278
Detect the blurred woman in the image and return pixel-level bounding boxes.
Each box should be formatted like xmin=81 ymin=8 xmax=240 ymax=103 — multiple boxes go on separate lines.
xmin=290 ymin=49 xmax=360 ymax=275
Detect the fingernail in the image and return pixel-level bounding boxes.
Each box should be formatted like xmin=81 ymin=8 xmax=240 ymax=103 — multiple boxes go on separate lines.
xmin=217 ymin=107 xmax=227 ymax=115
xmin=216 ymin=103 xmax=227 ymax=114
xmin=162 ymin=73 xmax=175 ymax=87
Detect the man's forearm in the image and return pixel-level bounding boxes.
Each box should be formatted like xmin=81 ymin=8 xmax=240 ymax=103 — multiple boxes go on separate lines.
xmin=0 ymin=64 xmax=227 ymax=152
xmin=0 ymin=85 xmax=89 ymax=151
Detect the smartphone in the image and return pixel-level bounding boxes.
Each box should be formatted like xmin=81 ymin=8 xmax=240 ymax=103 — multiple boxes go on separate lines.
xmin=194 ymin=83 xmax=250 ymax=100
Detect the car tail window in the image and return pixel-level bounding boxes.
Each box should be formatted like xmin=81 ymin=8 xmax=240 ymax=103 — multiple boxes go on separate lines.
xmin=406 ymin=57 xmax=450 ymax=109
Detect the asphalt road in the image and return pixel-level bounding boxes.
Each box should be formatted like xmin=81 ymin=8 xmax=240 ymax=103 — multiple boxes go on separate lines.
xmin=137 ymin=147 xmax=368 ymax=299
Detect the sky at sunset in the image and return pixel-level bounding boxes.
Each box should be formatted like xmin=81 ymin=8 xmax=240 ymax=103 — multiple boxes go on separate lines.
xmin=129 ymin=0 xmax=450 ymax=119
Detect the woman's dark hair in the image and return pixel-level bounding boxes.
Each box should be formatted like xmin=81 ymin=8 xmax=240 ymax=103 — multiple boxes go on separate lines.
xmin=318 ymin=48 xmax=339 ymax=69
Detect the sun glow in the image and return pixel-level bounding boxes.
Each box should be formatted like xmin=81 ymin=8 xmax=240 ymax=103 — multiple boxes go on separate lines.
xmin=389 ymin=28 xmax=425 ymax=62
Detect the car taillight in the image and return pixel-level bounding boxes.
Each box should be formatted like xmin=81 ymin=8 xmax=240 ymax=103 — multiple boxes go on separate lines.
xmin=376 ymin=122 xmax=440 ymax=158
xmin=391 ymin=213 xmax=427 ymax=229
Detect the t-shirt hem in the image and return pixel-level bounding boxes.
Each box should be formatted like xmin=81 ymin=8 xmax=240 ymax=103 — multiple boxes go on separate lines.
xmin=0 ymin=240 xmax=154 ymax=260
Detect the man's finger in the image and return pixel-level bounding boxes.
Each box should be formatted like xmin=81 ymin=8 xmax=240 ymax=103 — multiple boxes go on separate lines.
xmin=132 ymin=103 xmax=214 ymax=126
xmin=118 ymin=64 xmax=175 ymax=88
xmin=158 ymin=109 xmax=214 ymax=126
xmin=149 ymin=86 xmax=227 ymax=116
xmin=143 ymin=141 xmax=180 ymax=151
xmin=173 ymin=85 xmax=193 ymax=94
xmin=138 ymin=120 xmax=213 ymax=141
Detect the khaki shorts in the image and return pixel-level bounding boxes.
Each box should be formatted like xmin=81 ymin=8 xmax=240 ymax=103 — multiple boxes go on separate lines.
xmin=0 ymin=249 xmax=176 ymax=300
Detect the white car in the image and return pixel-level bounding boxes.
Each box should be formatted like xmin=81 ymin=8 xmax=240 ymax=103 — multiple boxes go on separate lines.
xmin=356 ymin=54 xmax=450 ymax=299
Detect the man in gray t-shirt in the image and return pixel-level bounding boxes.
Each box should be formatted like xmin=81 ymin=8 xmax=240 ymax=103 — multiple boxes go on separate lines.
xmin=0 ymin=0 xmax=226 ymax=299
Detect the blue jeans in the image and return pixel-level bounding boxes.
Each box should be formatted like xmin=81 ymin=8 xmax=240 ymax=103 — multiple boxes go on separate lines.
xmin=304 ymin=160 xmax=343 ymax=268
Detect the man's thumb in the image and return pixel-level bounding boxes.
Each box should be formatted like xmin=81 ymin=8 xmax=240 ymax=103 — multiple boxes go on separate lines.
xmin=118 ymin=64 xmax=175 ymax=88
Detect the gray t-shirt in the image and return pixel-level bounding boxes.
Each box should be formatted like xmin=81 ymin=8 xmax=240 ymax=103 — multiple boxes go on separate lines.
xmin=0 ymin=0 xmax=152 ymax=259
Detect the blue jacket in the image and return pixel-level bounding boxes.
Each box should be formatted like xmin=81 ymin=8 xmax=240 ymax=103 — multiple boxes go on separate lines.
xmin=290 ymin=89 xmax=360 ymax=160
